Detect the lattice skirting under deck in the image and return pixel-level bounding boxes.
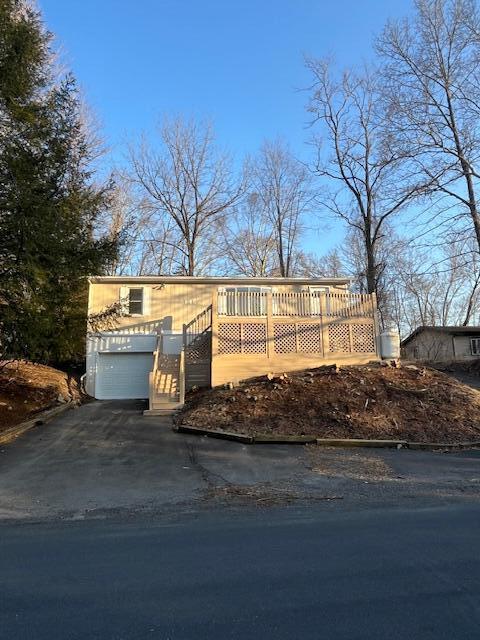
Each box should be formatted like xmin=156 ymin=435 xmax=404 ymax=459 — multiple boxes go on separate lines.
xmin=218 ymin=322 xmax=266 ymax=354
xmin=328 ymin=322 xmax=375 ymax=353
xmin=186 ymin=332 xmax=212 ymax=363
xmin=217 ymin=320 xmax=375 ymax=356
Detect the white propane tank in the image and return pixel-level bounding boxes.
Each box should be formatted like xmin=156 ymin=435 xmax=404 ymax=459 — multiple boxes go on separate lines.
xmin=380 ymin=328 xmax=401 ymax=360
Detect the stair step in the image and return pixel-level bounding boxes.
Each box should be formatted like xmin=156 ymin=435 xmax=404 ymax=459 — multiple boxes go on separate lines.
xmin=144 ymin=405 xmax=183 ymax=416
xmin=144 ymin=410 xmax=176 ymax=416
xmin=148 ymin=351 xmax=182 ymax=414
xmin=151 ymin=401 xmax=183 ymax=410
xmin=152 ymin=395 xmax=180 ymax=404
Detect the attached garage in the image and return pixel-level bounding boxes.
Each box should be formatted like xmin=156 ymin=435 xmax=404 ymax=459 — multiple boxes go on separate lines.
xmin=85 ymin=333 xmax=157 ymax=400
xmin=96 ymin=352 xmax=153 ymax=400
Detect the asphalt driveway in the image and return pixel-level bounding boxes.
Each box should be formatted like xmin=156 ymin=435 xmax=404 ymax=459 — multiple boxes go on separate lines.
xmin=0 ymin=400 xmax=479 ymax=521
xmin=0 ymin=400 xmax=318 ymax=520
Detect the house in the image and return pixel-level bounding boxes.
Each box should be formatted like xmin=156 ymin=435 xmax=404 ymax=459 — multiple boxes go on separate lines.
xmin=401 ymin=325 xmax=480 ymax=363
xmin=86 ymin=276 xmax=380 ymax=414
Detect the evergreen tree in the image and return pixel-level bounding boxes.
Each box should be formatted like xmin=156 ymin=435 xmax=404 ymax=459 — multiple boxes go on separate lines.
xmin=0 ymin=0 xmax=117 ymax=364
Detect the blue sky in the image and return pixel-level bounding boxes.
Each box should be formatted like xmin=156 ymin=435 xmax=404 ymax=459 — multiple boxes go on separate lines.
xmin=39 ymin=0 xmax=411 ymax=253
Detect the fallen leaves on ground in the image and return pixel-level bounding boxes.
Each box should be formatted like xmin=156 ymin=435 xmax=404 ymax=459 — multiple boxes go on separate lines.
xmin=0 ymin=361 xmax=80 ymax=432
xmin=179 ymin=363 xmax=480 ymax=443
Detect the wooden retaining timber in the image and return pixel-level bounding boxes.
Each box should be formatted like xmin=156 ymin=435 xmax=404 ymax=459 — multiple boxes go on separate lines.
xmin=0 ymin=402 xmax=75 ymax=445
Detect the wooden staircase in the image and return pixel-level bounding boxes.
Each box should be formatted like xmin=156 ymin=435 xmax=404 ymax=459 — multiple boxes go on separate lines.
xmin=144 ymin=339 xmax=185 ymax=416
xmin=144 ymin=308 xmax=212 ymax=417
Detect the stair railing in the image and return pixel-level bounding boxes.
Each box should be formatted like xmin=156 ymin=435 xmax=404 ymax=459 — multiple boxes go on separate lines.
xmin=148 ymin=334 xmax=163 ymax=410
xmin=183 ymin=305 xmax=213 ymax=347
xmin=179 ymin=305 xmax=213 ymax=402
xmin=179 ymin=347 xmax=185 ymax=405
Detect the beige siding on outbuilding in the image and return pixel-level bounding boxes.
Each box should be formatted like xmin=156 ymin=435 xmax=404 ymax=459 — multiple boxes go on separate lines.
xmin=403 ymin=329 xmax=480 ymax=362
xmin=452 ymin=335 xmax=479 ymax=361
xmin=403 ymin=329 xmax=455 ymax=362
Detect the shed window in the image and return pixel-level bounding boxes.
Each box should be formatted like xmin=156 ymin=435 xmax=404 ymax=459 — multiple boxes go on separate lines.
xmin=128 ymin=288 xmax=144 ymax=315
xmin=470 ymin=337 xmax=480 ymax=355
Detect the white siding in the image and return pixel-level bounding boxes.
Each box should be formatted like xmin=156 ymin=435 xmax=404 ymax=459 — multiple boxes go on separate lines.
xmin=85 ymin=333 xmax=157 ymax=399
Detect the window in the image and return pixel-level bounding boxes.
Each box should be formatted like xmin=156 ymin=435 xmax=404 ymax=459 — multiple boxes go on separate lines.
xmin=218 ymin=286 xmax=271 ymax=316
xmin=470 ymin=337 xmax=480 ymax=355
xmin=128 ymin=288 xmax=144 ymax=315
xmin=309 ymin=287 xmax=330 ymax=315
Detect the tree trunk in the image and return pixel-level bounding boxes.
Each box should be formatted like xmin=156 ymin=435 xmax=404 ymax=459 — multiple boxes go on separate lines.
xmin=364 ymin=222 xmax=377 ymax=295
xmin=462 ymin=274 xmax=480 ymax=326
xmin=277 ymin=221 xmax=286 ymax=277
xmin=187 ymin=244 xmax=195 ymax=276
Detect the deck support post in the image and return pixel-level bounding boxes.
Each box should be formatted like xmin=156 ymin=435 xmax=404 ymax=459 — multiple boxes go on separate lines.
xmin=211 ymin=291 xmax=219 ymax=386
xmin=266 ymin=291 xmax=274 ymax=360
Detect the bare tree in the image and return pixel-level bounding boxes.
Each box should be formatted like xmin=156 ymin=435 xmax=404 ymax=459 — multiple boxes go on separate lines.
xmin=99 ymin=174 xmax=181 ymax=275
xmin=461 ymin=247 xmax=480 ymax=324
xmin=306 ymin=60 xmax=426 ymax=301
xmin=384 ymin=236 xmax=480 ymax=334
xmin=378 ymin=0 xmax=480 ymax=255
xmin=292 ymin=248 xmax=345 ymax=278
xmin=219 ymin=193 xmax=277 ymax=276
xmin=129 ymin=117 xmax=243 ymax=275
xmin=250 ymin=139 xmax=313 ymax=277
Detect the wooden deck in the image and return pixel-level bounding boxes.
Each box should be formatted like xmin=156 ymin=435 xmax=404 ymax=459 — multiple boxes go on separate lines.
xmin=146 ymin=290 xmax=380 ymax=410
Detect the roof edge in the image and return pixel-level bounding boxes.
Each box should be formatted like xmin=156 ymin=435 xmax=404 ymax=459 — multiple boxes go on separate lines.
xmin=88 ymin=275 xmax=352 ymax=285
xmin=401 ymin=324 xmax=480 ymax=346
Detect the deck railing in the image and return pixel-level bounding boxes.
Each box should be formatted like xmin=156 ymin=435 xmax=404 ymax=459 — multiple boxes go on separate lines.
xmin=217 ymin=290 xmax=375 ymax=319
xmin=218 ymin=290 xmax=268 ymax=317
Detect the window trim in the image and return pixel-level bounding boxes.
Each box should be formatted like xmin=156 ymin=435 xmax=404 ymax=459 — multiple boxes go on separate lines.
xmin=470 ymin=337 xmax=480 ymax=356
xmin=127 ymin=287 xmax=144 ymax=317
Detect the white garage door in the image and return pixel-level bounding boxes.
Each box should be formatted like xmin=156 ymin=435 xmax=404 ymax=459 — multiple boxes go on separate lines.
xmin=96 ymin=352 xmax=153 ymax=400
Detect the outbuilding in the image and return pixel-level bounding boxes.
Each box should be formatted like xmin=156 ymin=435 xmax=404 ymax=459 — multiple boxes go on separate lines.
xmin=401 ymin=325 xmax=480 ymax=363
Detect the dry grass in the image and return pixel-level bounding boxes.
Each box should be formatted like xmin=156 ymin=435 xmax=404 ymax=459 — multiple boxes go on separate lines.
xmin=307 ymin=447 xmax=396 ymax=482
xmin=202 ymin=483 xmax=343 ymax=506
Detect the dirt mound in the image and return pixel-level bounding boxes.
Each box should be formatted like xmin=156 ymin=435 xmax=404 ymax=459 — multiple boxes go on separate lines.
xmin=0 ymin=361 xmax=80 ymax=432
xmin=179 ymin=363 xmax=480 ymax=443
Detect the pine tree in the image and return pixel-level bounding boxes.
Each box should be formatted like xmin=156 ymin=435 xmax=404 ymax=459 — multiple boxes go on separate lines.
xmin=0 ymin=0 xmax=117 ymax=364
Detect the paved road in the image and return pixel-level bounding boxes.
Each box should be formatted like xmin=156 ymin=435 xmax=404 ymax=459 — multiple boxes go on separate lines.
xmin=1 ymin=400 xmax=480 ymax=520
xmin=1 ymin=504 xmax=480 ymax=639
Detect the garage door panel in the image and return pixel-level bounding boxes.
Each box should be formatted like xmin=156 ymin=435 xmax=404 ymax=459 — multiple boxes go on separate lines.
xmin=96 ymin=353 xmax=153 ymax=400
